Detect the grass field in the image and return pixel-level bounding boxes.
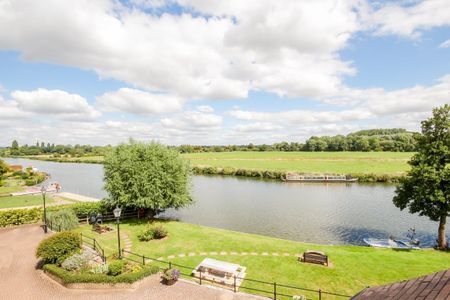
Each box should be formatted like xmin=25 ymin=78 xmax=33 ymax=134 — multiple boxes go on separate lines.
xmin=19 ymin=151 xmax=413 ymax=175
xmin=73 ymin=219 xmax=449 ymax=298
xmin=0 ymin=185 xmax=25 ymax=196
xmin=183 ymin=151 xmax=413 ymax=175
xmin=0 ymin=194 xmax=54 ymax=209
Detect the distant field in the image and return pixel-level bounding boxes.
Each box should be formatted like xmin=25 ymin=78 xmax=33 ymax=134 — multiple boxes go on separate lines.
xmin=15 ymin=151 xmax=413 ymax=175
xmin=183 ymin=151 xmax=413 ymax=175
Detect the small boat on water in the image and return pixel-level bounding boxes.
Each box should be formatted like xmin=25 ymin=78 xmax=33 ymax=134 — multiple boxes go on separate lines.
xmin=364 ymin=228 xmax=420 ymax=250
xmin=284 ymin=173 xmax=358 ymax=182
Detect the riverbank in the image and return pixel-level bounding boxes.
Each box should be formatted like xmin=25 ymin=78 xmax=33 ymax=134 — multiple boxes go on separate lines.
xmin=73 ymin=219 xmax=450 ymax=298
xmin=2 ymin=151 xmax=412 ymax=182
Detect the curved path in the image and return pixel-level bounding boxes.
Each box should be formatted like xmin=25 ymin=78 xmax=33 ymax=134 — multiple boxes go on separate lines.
xmin=0 ymin=224 xmax=262 ymax=300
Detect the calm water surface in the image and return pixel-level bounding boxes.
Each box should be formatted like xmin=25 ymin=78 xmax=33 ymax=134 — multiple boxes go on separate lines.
xmin=5 ymin=158 xmax=447 ymax=247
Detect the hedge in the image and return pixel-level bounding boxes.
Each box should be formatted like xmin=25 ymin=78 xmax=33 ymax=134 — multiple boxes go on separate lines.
xmin=43 ymin=264 xmax=159 ymax=284
xmin=192 ymin=165 xmax=404 ymax=183
xmin=47 ymin=201 xmax=110 ymax=219
xmin=36 ymin=232 xmax=82 ymax=264
xmin=0 ymin=208 xmax=42 ymax=227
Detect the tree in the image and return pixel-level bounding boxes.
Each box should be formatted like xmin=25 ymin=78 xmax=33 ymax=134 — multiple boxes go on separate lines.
xmin=11 ymin=140 xmax=19 ymax=150
xmin=104 ymin=141 xmax=193 ymax=217
xmin=0 ymin=159 xmax=9 ymax=176
xmin=393 ymin=104 xmax=450 ymax=249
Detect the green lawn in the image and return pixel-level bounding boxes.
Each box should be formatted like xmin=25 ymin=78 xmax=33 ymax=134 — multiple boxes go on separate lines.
xmin=73 ymin=219 xmax=450 ymax=298
xmin=0 ymin=185 xmax=25 ymax=196
xmin=0 ymin=194 xmax=53 ymax=209
xmin=183 ymin=151 xmax=413 ymax=175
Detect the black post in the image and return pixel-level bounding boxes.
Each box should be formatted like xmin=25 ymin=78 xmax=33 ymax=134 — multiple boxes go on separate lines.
xmin=318 ymin=289 xmax=322 ymax=300
xmin=102 ymin=249 xmax=105 ymax=262
xmin=142 ymin=255 xmax=145 ymax=265
xmin=169 ymin=261 xmax=172 ymax=269
xmin=233 ymin=275 xmax=237 ymax=293
xmin=43 ymin=192 xmax=47 ymax=233
xmin=116 ymin=217 xmax=121 ymax=259
xmin=199 ymin=269 xmax=202 ymax=285
xmin=93 ymin=238 xmax=96 ymax=251
xmin=273 ymin=282 xmax=277 ymax=300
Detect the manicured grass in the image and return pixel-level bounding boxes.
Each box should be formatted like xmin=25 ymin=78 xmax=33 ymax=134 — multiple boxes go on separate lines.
xmin=0 ymin=185 xmax=25 ymax=196
xmin=0 ymin=194 xmax=53 ymax=209
xmin=183 ymin=151 xmax=413 ymax=175
xmin=73 ymin=219 xmax=450 ymax=298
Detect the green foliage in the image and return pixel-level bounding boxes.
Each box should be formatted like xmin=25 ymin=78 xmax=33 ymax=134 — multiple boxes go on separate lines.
xmin=47 ymin=209 xmax=79 ymax=231
xmin=25 ymin=179 xmax=35 ymax=186
xmin=36 ymin=232 xmax=81 ymax=264
xmin=104 ymin=141 xmax=193 ymax=216
xmin=43 ymin=264 xmax=159 ymax=284
xmin=108 ymin=260 xmax=124 ymax=276
xmin=61 ymin=250 xmax=97 ymax=271
xmin=137 ymin=225 xmax=168 ymax=241
xmin=394 ymin=104 xmax=450 ymax=249
xmin=0 ymin=208 xmax=42 ymax=227
xmin=0 ymin=159 xmax=10 ymax=176
xmin=68 ymin=201 xmax=110 ymax=218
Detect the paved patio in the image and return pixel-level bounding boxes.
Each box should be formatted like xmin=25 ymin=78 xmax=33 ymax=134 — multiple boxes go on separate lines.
xmin=0 ymin=224 xmax=263 ymax=300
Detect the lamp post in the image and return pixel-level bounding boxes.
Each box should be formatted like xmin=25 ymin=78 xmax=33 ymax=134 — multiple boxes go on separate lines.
xmin=113 ymin=206 xmax=122 ymax=258
xmin=41 ymin=185 xmax=47 ymax=233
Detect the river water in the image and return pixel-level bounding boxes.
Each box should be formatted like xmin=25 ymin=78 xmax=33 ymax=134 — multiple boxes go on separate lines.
xmin=4 ymin=158 xmax=447 ymax=247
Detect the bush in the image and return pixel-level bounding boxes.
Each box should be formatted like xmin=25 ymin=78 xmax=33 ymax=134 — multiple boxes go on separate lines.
xmin=61 ymin=250 xmax=97 ymax=271
xmin=46 ymin=209 xmax=79 ymax=231
xmin=162 ymin=268 xmax=180 ymax=281
xmin=36 ymin=232 xmax=81 ymax=264
xmin=108 ymin=260 xmax=124 ymax=276
xmin=69 ymin=201 xmax=109 ymax=218
xmin=138 ymin=225 xmax=167 ymax=241
xmin=43 ymin=264 xmax=159 ymax=284
xmin=0 ymin=208 xmax=42 ymax=227
xmin=25 ymin=179 xmax=36 ymax=186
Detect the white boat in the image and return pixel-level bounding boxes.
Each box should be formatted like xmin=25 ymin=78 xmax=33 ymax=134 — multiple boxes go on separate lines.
xmin=364 ymin=229 xmax=421 ymax=250
xmin=284 ymin=173 xmax=358 ymax=182
xmin=363 ymin=238 xmax=420 ymax=250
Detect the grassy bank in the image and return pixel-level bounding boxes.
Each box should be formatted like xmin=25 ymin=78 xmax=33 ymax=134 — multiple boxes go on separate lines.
xmin=6 ymin=151 xmax=413 ymax=182
xmin=72 ymin=219 xmax=450 ymax=298
xmin=0 ymin=194 xmax=54 ymax=209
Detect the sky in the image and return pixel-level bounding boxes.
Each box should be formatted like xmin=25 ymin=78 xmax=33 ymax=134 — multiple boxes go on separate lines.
xmin=0 ymin=0 xmax=449 ymax=146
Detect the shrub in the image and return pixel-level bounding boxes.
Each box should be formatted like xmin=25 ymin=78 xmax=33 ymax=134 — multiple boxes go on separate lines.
xmin=138 ymin=225 xmax=167 ymax=241
xmin=25 ymin=179 xmax=36 ymax=186
xmin=0 ymin=208 xmax=42 ymax=227
xmin=137 ymin=228 xmax=154 ymax=241
xmin=108 ymin=260 xmax=124 ymax=276
xmin=89 ymin=263 xmax=109 ymax=274
xmin=36 ymin=232 xmax=81 ymax=264
xmin=152 ymin=226 xmax=168 ymax=239
xmin=162 ymin=268 xmax=180 ymax=281
xmin=61 ymin=250 xmax=97 ymax=271
xmin=46 ymin=209 xmax=79 ymax=231
xmin=43 ymin=264 xmax=159 ymax=284
xmin=69 ymin=201 xmax=109 ymax=218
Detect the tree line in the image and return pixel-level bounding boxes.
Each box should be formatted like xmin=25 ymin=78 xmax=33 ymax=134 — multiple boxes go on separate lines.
xmin=0 ymin=128 xmax=417 ymax=156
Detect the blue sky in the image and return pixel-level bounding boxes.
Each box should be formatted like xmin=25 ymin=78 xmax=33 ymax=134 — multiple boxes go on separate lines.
xmin=0 ymin=0 xmax=449 ymax=146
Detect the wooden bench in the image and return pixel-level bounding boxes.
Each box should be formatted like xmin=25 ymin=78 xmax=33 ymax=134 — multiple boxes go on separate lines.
xmin=299 ymin=250 xmax=328 ymax=266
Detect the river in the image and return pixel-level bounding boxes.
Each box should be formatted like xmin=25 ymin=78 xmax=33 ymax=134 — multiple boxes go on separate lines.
xmin=4 ymin=158 xmax=446 ymax=247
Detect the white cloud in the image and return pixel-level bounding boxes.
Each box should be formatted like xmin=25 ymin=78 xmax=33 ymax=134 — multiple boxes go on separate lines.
xmin=0 ymin=0 xmax=362 ymax=99
xmin=369 ymin=0 xmax=450 ymax=38
xmin=0 ymin=96 xmax=29 ymax=120
xmin=10 ymin=88 xmax=100 ymax=121
xmin=439 ymin=39 xmax=450 ymax=48
xmin=196 ymin=105 xmax=214 ymax=113
xmin=234 ymin=122 xmax=282 ymax=132
xmin=161 ymin=111 xmax=223 ymax=130
xmin=96 ymin=88 xmax=183 ymax=115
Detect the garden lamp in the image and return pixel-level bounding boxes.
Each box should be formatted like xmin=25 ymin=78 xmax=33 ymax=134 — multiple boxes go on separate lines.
xmin=41 ymin=185 xmax=47 ymax=233
xmin=114 ymin=206 xmax=122 ymax=258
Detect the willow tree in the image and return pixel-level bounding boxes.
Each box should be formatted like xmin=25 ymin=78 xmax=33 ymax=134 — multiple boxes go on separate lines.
xmin=104 ymin=141 xmax=193 ymax=217
xmin=394 ymin=104 xmax=450 ymax=249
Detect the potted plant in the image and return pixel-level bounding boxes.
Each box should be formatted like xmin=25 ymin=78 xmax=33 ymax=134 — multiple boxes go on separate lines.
xmin=161 ymin=268 xmax=180 ymax=285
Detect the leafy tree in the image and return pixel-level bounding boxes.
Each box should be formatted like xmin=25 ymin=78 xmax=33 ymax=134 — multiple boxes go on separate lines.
xmin=0 ymin=159 xmax=9 ymax=176
xmin=393 ymin=105 xmax=450 ymax=249
xmin=104 ymin=141 xmax=193 ymax=217
xmin=11 ymin=140 xmax=19 ymax=150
